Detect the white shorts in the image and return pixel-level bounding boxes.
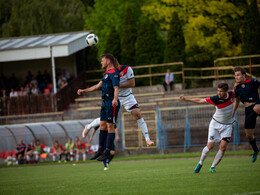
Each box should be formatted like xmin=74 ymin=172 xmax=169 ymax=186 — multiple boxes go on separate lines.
xmin=119 ymin=94 xmax=138 ymax=113
xmin=208 ymin=119 xmax=232 ymax=143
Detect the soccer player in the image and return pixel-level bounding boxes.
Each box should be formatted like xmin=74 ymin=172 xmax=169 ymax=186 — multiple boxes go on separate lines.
xmin=74 ymin=136 xmax=87 ymax=162
xmin=82 ymin=58 xmax=154 ymax=146
xmin=16 ymin=139 xmax=26 ymax=164
xmin=52 ymin=140 xmax=64 ymax=163
xmin=25 ymin=140 xmax=35 ymax=163
xmin=232 ymin=67 xmax=260 ymax=162
xmin=77 ymin=54 xmax=120 ymax=161
xmin=180 ymin=83 xmax=235 ymax=173
xmin=88 ymin=124 xmax=119 ymax=170
xmin=64 ymin=137 xmax=74 ymax=161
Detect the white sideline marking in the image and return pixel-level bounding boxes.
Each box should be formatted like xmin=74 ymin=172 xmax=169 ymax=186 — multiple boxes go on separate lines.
xmin=233 ymin=191 xmax=260 ymax=195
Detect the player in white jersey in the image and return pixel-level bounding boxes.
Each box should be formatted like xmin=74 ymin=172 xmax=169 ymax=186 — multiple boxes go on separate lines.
xmin=180 ymin=83 xmax=235 ymax=173
xmin=82 ymin=59 xmax=154 ymax=146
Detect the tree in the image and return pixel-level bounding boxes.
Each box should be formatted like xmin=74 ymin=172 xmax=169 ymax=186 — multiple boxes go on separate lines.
xmin=241 ymin=0 xmax=260 ymax=55
xmin=1 ymin=0 xmax=85 ymax=37
xmin=120 ymin=6 xmax=137 ymax=66
xmin=105 ymin=26 xmax=121 ymax=62
xmin=135 ymin=16 xmax=164 ymax=66
xmin=164 ymin=12 xmax=185 ymax=63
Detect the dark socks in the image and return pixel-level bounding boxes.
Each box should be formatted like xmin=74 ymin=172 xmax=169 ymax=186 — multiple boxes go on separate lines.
xmin=249 ymin=138 xmax=259 ymax=153
xmin=99 ymin=130 xmax=108 ymax=151
xmin=105 ymin=133 xmax=115 ymax=154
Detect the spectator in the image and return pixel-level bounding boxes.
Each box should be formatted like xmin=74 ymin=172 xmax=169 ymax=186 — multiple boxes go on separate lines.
xmin=36 ymin=71 xmax=45 ymax=93
xmin=57 ymin=75 xmax=67 ymax=89
xmin=163 ymin=69 xmax=174 ymax=91
xmin=9 ymin=88 xmax=18 ymax=98
xmin=43 ymin=70 xmax=51 ymax=86
xmin=16 ymin=139 xmax=26 ymax=165
xmin=24 ymin=83 xmax=32 ymax=95
xmin=25 ymin=140 xmax=35 ymax=163
xmin=31 ymin=84 xmax=39 ymax=95
xmin=62 ymin=69 xmax=71 ymax=81
xmin=52 ymin=140 xmax=64 ymax=163
xmin=64 ymin=137 xmax=74 ymax=161
xmin=19 ymin=86 xmax=28 ymax=96
xmin=26 ymin=71 xmax=33 ymax=84
xmin=75 ymin=136 xmax=86 ymax=162
xmin=30 ymin=76 xmax=38 ymax=88
xmin=0 ymin=89 xmax=8 ymax=115
xmin=60 ymin=79 xmax=68 ymax=90
xmin=9 ymin=73 xmax=19 ymax=90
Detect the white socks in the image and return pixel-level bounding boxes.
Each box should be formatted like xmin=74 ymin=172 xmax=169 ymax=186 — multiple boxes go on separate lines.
xmin=86 ymin=117 xmax=100 ymax=129
xmin=199 ymin=146 xmax=210 ymax=165
xmin=83 ymin=154 xmax=86 ymax=161
xmin=211 ymin=150 xmax=225 ymax=168
xmin=137 ymin=118 xmax=150 ymax=141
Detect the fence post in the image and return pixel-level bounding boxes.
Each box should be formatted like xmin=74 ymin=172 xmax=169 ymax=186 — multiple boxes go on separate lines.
xmin=156 ymin=107 xmax=164 ymax=154
xmin=149 ymin=67 xmax=152 ymax=86
xmin=184 ymin=107 xmax=191 ymax=153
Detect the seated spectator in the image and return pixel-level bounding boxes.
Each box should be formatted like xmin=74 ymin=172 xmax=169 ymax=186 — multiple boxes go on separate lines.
xmin=52 ymin=140 xmax=64 ymax=163
xmin=64 ymin=137 xmax=74 ymax=162
xmin=26 ymin=71 xmax=33 ymax=84
xmin=16 ymin=139 xmax=26 ymax=165
xmin=31 ymin=83 xmax=39 ymax=95
xmin=57 ymin=75 xmax=67 ymax=89
xmin=60 ymin=79 xmax=68 ymax=90
xmin=62 ymin=69 xmax=71 ymax=81
xmin=9 ymin=88 xmax=18 ymax=98
xmin=19 ymin=86 xmax=28 ymax=96
xmin=24 ymin=83 xmax=32 ymax=95
xmin=34 ymin=139 xmax=46 ymax=162
xmin=43 ymin=70 xmax=51 ymax=85
xmin=25 ymin=140 xmax=35 ymax=163
xmin=163 ymin=69 xmax=174 ymax=91
xmin=75 ymin=136 xmax=86 ymax=162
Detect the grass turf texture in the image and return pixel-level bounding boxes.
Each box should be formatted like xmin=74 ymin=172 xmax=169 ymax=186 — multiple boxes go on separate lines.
xmin=0 ymin=153 xmax=260 ymax=195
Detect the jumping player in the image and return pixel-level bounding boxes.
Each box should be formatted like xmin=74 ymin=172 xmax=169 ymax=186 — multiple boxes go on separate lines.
xmin=82 ymin=58 xmax=154 ymax=146
xmin=88 ymin=125 xmax=119 ymax=170
xmin=232 ymin=67 xmax=260 ymax=162
xmin=77 ymin=54 xmax=120 ymax=162
xmin=180 ymin=83 xmax=235 ymax=173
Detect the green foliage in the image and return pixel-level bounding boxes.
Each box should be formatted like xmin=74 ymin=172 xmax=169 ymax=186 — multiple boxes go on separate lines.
xmin=241 ymin=0 xmax=260 ymax=55
xmin=120 ymin=6 xmax=137 ymax=66
xmin=105 ymin=26 xmax=121 ymax=62
xmin=164 ymin=12 xmax=185 ymax=63
xmin=83 ymin=0 xmax=125 ymax=57
xmin=1 ymin=0 xmax=85 ymax=37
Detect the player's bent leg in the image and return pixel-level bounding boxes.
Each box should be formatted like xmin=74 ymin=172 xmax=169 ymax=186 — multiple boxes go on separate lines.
xmin=245 ymin=129 xmax=259 ymax=162
xmin=195 ymin=143 xmax=214 ymax=173
xmin=210 ymin=139 xmax=228 ymax=172
xmin=82 ymin=118 xmax=101 ymax=139
xmin=132 ymin=109 xmax=154 ymax=146
xmin=253 ymin=104 xmax=260 ymax=114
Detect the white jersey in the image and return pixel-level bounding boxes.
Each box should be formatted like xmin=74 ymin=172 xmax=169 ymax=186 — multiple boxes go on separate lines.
xmin=205 ymin=91 xmax=235 ymax=125
xmin=118 ymin=65 xmax=134 ymax=97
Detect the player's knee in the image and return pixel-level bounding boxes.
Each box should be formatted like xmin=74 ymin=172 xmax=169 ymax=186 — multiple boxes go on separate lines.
xmin=253 ymin=105 xmax=260 ymax=114
xmin=246 ymin=134 xmax=254 ymax=141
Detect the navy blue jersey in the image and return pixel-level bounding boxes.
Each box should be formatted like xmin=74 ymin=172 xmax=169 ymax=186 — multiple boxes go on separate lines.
xmin=101 ymin=68 xmax=120 ymax=100
xmin=235 ymin=79 xmax=260 ymax=104
xmin=16 ymin=144 xmax=26 ymax=152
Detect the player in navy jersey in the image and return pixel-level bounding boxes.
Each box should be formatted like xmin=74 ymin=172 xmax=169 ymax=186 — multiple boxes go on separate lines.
xmin=232 ymin=67 xmax=260 ymax=163
xmin=82 ymin=58 xmax=154 ymax=146
xmin=77 ymin=54 xmax=120 ymax=162
xmin=180 ymin=83 xmax=235 ymax=173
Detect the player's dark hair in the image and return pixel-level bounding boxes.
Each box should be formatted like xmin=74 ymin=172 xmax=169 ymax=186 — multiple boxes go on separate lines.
xmin=100 ymin=54 xmax=115 ymax=64
xmin=113 ymin=57 xmax=121 ymax=72
xmin=234 ymin=66 xmax=246 ymax=75
xmin=218 ymin=83 xmax=228 ymax=91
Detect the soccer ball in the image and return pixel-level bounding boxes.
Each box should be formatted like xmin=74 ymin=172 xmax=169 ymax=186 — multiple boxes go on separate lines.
xmin=85 ymin=34 xmax=99 ymax=47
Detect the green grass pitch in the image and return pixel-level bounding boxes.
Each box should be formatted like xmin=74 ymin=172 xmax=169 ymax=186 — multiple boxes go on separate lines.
xmin=0 ymin=156 xmax=260 ymax=195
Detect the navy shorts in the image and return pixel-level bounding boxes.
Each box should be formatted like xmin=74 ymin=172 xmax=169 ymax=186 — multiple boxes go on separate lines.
xmin=100 ymin=99 xmax=120 ymax=124
xmin=244 ymin=103 xmax=259 ymax=129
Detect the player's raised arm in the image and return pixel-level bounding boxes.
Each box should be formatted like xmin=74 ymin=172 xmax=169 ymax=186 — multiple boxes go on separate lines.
xmin=179 ymin=95 xmax=206 ymax=104
xmin=77 ymin=81 xmax=102 ymax=95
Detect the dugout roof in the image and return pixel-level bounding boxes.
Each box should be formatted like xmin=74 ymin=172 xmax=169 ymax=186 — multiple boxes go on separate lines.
xmin=0 ymin=31 xmax=91 ymax=62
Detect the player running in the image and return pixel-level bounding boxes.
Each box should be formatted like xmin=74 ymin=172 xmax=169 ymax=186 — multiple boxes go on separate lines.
xmin=82 ymin=58 xmax=154 ymax=147
xmin=232 ymin=67 xmax=260 ymax=162
xmin=77 ymin=54 xmax=120 ymax=162
xmin=180 ymin=83 xmax=235 ymax=173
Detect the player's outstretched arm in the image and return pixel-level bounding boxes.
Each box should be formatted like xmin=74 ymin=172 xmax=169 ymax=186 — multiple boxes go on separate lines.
xmin=119 ymin=78 xmax=135 ymax=88
xmin=77 ymin=81 xmax=102 ymax=95
xmin=179 ymin=95 xmax=206 ymax=104
xmin=232 ymin=96 xmax=240 ymax=118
